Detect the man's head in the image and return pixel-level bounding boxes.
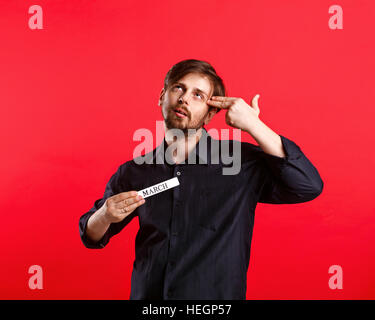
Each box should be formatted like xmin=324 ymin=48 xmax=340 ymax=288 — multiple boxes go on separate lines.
xmin=158 ymin=59 xmax=226 ymax=133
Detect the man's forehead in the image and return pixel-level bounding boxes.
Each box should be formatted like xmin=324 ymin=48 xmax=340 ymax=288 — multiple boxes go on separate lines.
xmin=173 ymin=73 xmax=213 ymax=96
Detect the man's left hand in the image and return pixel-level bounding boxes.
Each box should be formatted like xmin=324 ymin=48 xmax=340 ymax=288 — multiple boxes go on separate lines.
xmin=207 ymin=94 xmax=261 ymax=132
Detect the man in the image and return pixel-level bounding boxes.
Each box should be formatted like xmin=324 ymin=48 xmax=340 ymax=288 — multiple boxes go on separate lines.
xmin=79 ymin=59 xmax=323 ymax=300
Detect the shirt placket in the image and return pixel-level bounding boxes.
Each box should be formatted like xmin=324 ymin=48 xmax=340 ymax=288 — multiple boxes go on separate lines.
xmin=164 ymin=164 xmax=183 ymax=299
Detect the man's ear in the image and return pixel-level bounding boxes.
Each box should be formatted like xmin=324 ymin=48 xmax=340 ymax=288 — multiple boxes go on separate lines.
xmin=204 ymin=107 xmax=218 ymax=125
xmin=158 ymin=88 xmax=165 ymax=106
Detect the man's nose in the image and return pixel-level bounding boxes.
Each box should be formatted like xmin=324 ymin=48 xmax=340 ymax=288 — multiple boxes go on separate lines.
xmin=178 ymin=92 xmax=190 ymax=105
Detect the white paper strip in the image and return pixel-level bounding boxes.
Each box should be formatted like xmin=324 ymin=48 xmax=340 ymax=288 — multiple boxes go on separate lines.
xmin=137 ymin=177 xmax=180 ymax=199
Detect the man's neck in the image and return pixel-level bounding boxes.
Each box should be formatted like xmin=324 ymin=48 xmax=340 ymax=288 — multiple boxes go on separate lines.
xmin=164 ymin=124 xmax=203 ymax=164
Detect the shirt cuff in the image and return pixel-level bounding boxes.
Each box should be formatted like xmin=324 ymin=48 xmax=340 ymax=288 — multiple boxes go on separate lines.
xmin=259 ymin=135 xmax=303 ymax=171
xmin=79 ymin=200 xmax=111 ymax=249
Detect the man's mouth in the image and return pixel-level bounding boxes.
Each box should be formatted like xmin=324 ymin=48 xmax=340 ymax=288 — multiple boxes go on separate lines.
xmin=173 ymin=108 xmax=188 ymax=118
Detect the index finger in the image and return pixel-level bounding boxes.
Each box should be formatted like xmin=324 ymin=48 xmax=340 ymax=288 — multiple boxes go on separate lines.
xmin=208 ymin=96 xmax=237 ymax=107
xmin=111 ymin=190 xmax=139 ymax=203
xmin=207 ymin=98 xmax=232 ymax=109
xmin=210 ymin=96 xmax=237 ymax=101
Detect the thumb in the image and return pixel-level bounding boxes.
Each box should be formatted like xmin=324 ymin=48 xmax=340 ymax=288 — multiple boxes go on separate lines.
xmin=251 ymin=94 xmax=260 ymax=113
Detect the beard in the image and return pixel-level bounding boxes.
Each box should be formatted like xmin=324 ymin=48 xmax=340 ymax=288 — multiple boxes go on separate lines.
xmin=164 ymin=107 xmax=207 ymax=134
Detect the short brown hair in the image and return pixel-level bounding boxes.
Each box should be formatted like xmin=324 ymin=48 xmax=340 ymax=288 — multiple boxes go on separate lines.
xmin=163 ymin=59 xmax=226 ymax=112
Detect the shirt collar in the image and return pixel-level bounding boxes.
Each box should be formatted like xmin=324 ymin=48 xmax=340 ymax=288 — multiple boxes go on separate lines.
xmin=154 ymin=127 xmax=212 ymax=165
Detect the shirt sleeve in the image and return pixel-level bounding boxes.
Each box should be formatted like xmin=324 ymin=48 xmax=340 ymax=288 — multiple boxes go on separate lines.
xmin=78 ymin=163 xmax=137 ymax=249
xmin=257 ymin=135 xmax=324 ymax=204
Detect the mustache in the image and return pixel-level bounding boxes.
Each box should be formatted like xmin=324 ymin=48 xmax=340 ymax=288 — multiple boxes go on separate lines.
xmin=172 ymin=106 xmax=190 ymax=117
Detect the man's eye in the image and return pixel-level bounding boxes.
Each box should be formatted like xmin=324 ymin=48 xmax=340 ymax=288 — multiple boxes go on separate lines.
xmin=195 ymin=93 xmax=202 ymax=99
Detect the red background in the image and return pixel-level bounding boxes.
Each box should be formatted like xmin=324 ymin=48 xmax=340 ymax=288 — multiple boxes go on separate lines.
xmin=1 ymin=0 xmax=374 ymax=299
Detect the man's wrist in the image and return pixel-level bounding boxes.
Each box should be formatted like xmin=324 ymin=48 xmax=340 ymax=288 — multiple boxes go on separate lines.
xmin=96 ymin=204 xmax=112 ymax=226
xmin=243 ymin=117 xmax=262 ymax=136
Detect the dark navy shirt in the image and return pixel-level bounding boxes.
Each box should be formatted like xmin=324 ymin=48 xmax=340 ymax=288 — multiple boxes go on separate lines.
xmin=78 ymin=128 xmax=323 ymax=300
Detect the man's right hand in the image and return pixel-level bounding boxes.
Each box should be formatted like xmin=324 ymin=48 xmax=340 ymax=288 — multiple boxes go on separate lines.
xmin=102 ymin=191 xmax=145 ymax=223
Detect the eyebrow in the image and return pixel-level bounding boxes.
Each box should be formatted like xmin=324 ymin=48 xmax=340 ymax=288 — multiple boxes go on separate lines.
xmin=174 ymin=82 xmax=210 ymax=98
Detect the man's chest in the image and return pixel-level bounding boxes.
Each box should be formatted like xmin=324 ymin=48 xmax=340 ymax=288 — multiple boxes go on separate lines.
xmin=123 ymin=164 xmax=256 ymax=233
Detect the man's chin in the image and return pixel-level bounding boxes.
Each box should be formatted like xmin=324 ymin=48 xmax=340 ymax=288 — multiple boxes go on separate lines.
xmin=164 ymin=118 xmax=203 ymax=134
xmin=165 ymin=118 xmax=187 ymax=130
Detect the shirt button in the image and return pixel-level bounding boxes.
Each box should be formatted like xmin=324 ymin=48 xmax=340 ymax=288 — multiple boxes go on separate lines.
xmin=167 ymin=289 xmax=173 ymax=298
xmin=169 ymin=261 xmax=175 ymax=267
xmin=176 ymin=171 xmax=181 ymax=176
xmin=172 ymin=231 xmax=179 ymax=236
